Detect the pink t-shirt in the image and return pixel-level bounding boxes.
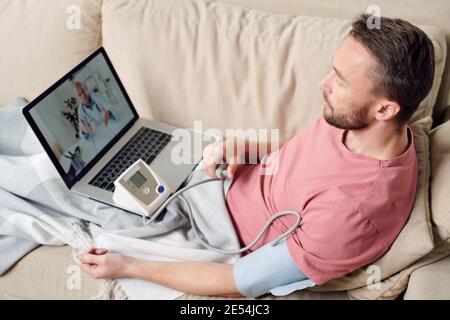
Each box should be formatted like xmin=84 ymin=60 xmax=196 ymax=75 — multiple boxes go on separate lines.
xmin=226 ymin=117 xmax=418 ymax=285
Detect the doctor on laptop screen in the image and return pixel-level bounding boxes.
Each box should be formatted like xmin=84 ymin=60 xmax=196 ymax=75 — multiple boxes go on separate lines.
xmin=29 ymin=54 xmax=135 ymax=183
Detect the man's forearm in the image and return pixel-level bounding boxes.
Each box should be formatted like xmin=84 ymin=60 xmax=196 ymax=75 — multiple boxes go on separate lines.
xmin=125 ymin=259 xmax=242 ymax=297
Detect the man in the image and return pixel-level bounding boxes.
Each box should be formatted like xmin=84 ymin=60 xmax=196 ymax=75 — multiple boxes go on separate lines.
xmin=78 ymin=14 xmax=435 ymax=298
xmin=74 ymin=82 xmax=117 ymax=140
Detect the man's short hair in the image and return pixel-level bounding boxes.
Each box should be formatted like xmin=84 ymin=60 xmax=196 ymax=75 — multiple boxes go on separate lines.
xmin=349 ymin=14 xmax=435 ymax=125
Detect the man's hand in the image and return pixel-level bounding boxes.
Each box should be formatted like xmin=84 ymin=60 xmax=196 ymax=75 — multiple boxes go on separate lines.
xmin=201 ymin=139 xmax=246 ymax=180
xmin=201 ymin=138 xmax=280 ymax=179
xmin=79 ymin=248 xmax=135 ymax=280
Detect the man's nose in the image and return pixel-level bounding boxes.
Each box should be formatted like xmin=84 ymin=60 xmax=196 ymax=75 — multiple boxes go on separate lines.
xmin=318 ymin=73 xmax=332 ymax=94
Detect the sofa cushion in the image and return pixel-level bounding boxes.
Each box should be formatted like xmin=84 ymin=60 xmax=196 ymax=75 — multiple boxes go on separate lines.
xmin=347 ymin=238 xmax=450 ymax=299
xmin=101 ymin=0 xmax=446 ymax=141
xmin=0 ymin=0 xmax=102 ymax=106
xmin=404 ymin=251 xmax=450 ymax=300
xmin=429 ymin=120 xmax=450 ymax=243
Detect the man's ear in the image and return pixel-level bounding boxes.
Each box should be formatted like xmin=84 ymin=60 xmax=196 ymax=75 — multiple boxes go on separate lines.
xmin=374 ymin=100 xmax=401 ymax=121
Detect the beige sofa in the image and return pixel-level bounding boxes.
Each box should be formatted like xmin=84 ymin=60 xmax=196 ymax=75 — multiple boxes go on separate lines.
xmin=1 ymin=0 xmax=450 ymax=300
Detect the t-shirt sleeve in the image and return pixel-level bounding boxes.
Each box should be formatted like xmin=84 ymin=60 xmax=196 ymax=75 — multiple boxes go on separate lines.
xmin=286 ymin=201 xmax=387 ymax=285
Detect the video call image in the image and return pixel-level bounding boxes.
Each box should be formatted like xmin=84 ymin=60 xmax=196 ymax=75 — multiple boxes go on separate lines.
xmin=30 ymin=54 xmax=135 ymax=182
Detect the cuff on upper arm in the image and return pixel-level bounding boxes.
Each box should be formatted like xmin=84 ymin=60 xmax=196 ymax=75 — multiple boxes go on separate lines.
xmin=232 ymin=240 xmax=315 ymax=298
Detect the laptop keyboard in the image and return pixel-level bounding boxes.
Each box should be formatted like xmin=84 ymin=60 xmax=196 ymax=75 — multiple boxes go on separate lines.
xmin=89 ymin=127 xmax=172 ymax=192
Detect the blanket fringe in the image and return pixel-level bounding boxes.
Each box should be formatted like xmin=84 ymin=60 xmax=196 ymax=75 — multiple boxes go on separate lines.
xmin=92 ymin=279 xmax=129 ymax=300
xmin=66 ymin=222 xmax=129 ymax=300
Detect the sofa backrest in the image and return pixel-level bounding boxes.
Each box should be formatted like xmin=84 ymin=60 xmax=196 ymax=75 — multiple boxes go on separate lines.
xmin=1 ymin=0 xmax=447 ymax=132
xmin=0 ymin=0 xmax=102 ymax=107
xmin=101 ymin=0 xmax=447 ymax=141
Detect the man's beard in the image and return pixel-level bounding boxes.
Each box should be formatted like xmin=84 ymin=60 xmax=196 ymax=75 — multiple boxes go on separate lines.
xmin=323 ymin=93 xmax=370 ymax=130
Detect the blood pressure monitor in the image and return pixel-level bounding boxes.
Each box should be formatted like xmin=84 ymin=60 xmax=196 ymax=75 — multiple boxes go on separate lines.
xmin=113 ymin=159 xmax=171 ymax=220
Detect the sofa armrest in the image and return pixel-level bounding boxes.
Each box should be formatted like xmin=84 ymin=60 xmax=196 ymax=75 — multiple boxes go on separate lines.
xmin=404 ymin=255 xmax=450 ymax=299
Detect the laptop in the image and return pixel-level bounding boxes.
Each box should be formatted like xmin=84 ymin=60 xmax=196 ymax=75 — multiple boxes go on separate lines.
xmin=23 ymin=47 xmax=213 ymax=214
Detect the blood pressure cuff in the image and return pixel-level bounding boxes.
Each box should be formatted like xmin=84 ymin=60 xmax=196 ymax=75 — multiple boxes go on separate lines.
xmin=233 ymin=241 xmax=316 ymax=298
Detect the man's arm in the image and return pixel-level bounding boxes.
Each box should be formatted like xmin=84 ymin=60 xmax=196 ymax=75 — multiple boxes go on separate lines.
xmin=129 ymin=260 xmax=243 ymax=298
xmin=80 ymin=241 xmax=311 ymax=299
xmin=79 ymin=249 xmax=243 ymax=298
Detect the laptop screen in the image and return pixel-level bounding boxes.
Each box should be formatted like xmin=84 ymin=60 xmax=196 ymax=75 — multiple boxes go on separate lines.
xmin=23 ymin=48 xmax=138 ymax=188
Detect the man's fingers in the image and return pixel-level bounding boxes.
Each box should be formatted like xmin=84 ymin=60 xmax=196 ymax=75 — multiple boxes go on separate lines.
xmin=203 ymin=144 xmax=223 ymax=178
xmin=202 ymin=140 xmax=245 ymax=179
xmin=80 ymin=253 xmax=102 ymax=265
xmin=201 ymin=157 xmax=216 ymax=178
xmin=206 ymin=163 xmax=218 ymax=178
xmin=85 ymin=247 xmax=108 ymax=255
xmin=80 ymin=262 xmax=94 ymax=273
xmin=80 ymin=262 xmax=101 ymax=279
xmin=227 ymin=157 xmax=243 ymax=179
xmin=94 ymin=248 xmax=109 ymax=255
xmin=227 ymin=163 xmax=239 ymax=180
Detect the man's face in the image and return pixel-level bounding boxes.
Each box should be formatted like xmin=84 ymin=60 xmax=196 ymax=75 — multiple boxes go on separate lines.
xmin=75 ymin=85 xmax=90 ymax=105
xmin=319 ymin=37 xmax=380 ymax=130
